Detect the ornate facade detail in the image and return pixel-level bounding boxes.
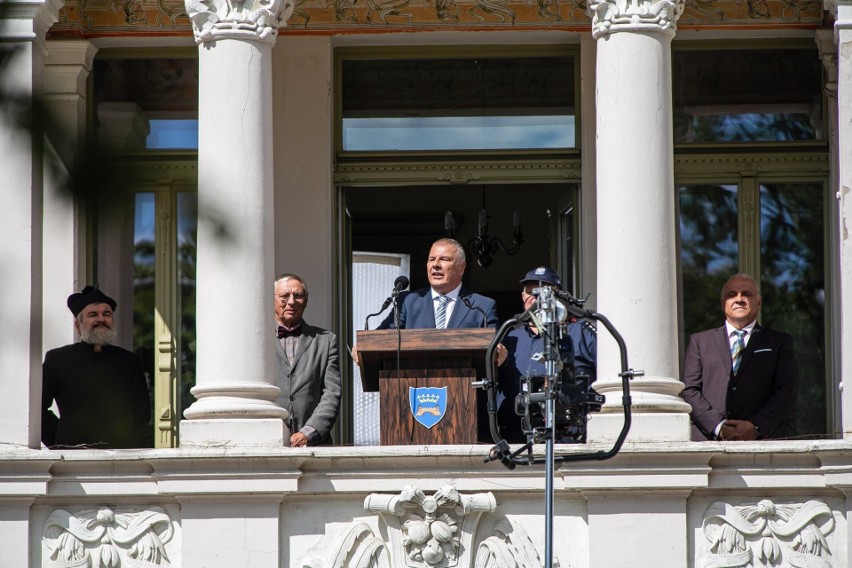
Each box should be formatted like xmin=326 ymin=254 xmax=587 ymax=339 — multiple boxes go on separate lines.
xmin=587 ymin=0 xmax=685 ymax=38
xmin=299 ymin=485 xmax=555 ymax=567
xmin=42 ymin=506 xmax=176 ymax=568
xmin=700 ymin=499 xmax=836 ymax=568
xmin=184 ymin=0 xmax=295 ymax=44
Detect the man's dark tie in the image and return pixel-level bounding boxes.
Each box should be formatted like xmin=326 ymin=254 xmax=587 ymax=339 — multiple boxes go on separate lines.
xmin=277 ymin=326 xmax=288 ymax=339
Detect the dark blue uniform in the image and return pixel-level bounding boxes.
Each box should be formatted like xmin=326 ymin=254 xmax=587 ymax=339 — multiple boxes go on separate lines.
xmin=497 ymin=318 xmax=596 ymax=442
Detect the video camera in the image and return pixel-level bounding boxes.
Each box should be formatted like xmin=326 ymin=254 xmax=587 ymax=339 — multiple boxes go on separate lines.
xmin=510 ymin=286 xmax=604 ymax=444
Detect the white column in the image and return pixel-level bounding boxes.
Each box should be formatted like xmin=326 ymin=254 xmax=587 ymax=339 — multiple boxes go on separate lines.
xmin=586 ymin=0 xmax=692 ymax=442
xmin=42 ymin=40 xmax=97 ymax=354
xmin=0 ymin=0 xmax=61 ymax=448
xmin=180 ymin=0 xmax=294 ymax=446
xmin=826 ymin=0 xmax=852 ymax=439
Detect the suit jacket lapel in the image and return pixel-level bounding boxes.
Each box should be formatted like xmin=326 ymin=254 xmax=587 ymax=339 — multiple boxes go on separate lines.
xmin=422 ymin=292 xmax=437 ymax=328
xmin=446 ymin=286 xmax=471 ymax=328
xmin=713 ymin=326 xmax=732 ymax=374
xmin=291 ymin=324 xmax=315 ymax=370
xmin=275 ymin=336 xmax=291 ymax=372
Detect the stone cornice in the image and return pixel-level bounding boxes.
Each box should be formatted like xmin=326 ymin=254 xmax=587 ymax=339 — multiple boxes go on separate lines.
xmin=0 ymin=0 xmax=62 ymax=44
xmin=185 ymin=0 xmax=295 ymax=45
xmin=587 ymin=0 xmax=685 ymax=39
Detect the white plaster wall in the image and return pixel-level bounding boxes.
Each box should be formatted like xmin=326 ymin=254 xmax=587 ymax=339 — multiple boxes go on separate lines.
xmin=2 ymin=443 xmax=849 ymax=567
xmin=579 ymin=32 xmax=597 ymax=309
xmin=272 ymin=36 xmax=335 ymax=330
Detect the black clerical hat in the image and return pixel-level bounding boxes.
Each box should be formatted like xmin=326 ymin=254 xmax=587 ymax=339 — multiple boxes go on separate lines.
xmin=67 ymin=284 xmax=116 ymax=316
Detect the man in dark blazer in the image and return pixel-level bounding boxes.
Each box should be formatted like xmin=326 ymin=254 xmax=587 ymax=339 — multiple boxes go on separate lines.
xmin=377 ymin=238 xmax=498 ymax=329
xmin=274 ymin=273 xmax=341 ymax=447
xmin=681 ymin=273 xmax=798 ymax=441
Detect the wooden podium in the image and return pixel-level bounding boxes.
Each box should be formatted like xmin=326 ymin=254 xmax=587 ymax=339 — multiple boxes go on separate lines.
xmin=356 ymin=328 xmax=494 ymax=445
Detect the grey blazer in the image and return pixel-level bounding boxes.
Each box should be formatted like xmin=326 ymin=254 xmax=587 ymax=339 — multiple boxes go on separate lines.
xmin=275 ymin=321 xmax=342 ymax=446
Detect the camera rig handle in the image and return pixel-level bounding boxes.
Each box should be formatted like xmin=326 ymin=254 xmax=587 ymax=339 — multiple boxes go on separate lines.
xmin=480 ymin=290 xmax=641 ymax=468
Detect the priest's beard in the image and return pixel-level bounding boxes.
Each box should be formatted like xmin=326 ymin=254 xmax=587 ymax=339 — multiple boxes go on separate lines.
xmin=80 ymin=325 xmax=116 ymax=346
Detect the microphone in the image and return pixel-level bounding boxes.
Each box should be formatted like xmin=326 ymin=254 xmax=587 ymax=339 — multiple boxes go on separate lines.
xmin=393 ymin=275 xmax=410 ymax=294
xmin=461 ymin=295 xmax=488 ymax=328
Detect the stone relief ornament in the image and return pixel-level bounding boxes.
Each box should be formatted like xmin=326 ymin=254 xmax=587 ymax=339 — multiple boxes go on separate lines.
xmin=587 ymin=0 xmax=685 ymax=38
xmin=184 ymin=0 xmax=296 ymax=44
xmin=42 ymin=506 xmax=176 ymax=568
xmin=700 ymin=499 xmax=836 ymax=568
xmin=299 ymin=485 xmax=556 ymax=568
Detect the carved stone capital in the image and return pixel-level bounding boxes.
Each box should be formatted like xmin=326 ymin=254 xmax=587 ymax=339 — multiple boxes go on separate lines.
xmin=587 ymin=0 xmax=685 ymax=39
xmin=816 ymin=29 xmax=838 ymax=99
xmin=184 ymin=0 xmax=295 ymax=45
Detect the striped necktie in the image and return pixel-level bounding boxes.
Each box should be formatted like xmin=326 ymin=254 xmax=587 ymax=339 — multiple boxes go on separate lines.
xmin=731 ymin=329 xmax=747 ymax=374
xmin=435 ymin=295 xmax=449 ymax=329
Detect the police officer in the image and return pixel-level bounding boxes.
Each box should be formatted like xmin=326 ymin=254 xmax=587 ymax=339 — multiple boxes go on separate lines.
xmin=496 ymin=266 xmax=597 ymax=443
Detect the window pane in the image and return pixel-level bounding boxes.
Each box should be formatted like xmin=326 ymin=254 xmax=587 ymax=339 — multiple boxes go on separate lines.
xmin=147 ymin=119 xmax=199 ymax=150
xmin=94 ymin=57 xmax=198 ymax=151
xmin=679 ymin=184 xmax=739 ymax=334
xmin=342 ymin=56 xmax=575 ymax=151
xmin=759 ymin=182 xmax=826 ymax=437
xmin=133 ymin=192 xmax=156 ymax=447
xmin=673 ymin=48 xmax=822 ymax=143
xmin=177 ymin=192 xmax=198 ymax=419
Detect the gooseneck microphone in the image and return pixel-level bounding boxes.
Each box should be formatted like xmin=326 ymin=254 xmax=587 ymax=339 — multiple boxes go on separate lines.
xmin=461 ymin=295 xmax=487 ymax=328
xmin=364 ymin=275 xmax=410 ymax=330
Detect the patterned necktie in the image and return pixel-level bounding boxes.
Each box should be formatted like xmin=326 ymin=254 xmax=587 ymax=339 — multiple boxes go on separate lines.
xmin=731 ymin=329 xmax=747 ymax=374
xmin=435 ymin=295 xmax=449 ymax=329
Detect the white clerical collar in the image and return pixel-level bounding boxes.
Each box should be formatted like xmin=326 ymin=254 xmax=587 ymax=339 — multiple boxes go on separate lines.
xmin=432 ymin=283 xmax=462 ymax=301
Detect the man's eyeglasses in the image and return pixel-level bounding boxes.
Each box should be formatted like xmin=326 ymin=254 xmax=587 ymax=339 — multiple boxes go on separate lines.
xmin=277 ymin=293 xmax=307 ymax=303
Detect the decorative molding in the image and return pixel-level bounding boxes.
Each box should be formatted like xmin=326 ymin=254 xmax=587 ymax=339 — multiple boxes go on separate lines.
xmin=587 ymin=0 xmax=685 ymax=39
xmin=46 ymin=0 xmax=825 ymax=35
xmin=42 ymin=506 xmax=176 ymax=568
xmin=674 ymin=151 xmax=830 ymax=176
xmin=334 ymin=157 xmax=582 ymax=185
xmin=299 ymin=485 xmax=556 ymax=567
xmin=184 ymin=0 xmax=295 ymax=44
xmin=700 ymin=499 xmax=836 ymax=568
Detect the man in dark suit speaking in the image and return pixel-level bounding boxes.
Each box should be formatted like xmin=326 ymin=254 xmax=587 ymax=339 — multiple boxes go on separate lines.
xmin=377 ymin=238 xmax=498 ymax=330
xmin=681 ymin=273 xmax=798 ymax=441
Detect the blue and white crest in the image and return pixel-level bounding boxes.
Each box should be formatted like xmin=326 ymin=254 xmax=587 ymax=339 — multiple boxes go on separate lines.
xmin=409 ymin=387 xmax=447 ymax=429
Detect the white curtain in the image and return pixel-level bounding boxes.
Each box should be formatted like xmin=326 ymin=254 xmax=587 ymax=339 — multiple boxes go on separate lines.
xmin=352 ymin=251 xmax=410 ymax=445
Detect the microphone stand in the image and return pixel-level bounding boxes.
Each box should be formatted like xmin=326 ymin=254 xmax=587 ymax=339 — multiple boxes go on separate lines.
xmin=364 ymin=297 xmax=392 ymax=331
xmin=392 ymin=287 xmax=402 ymax=378
xmin=461 ymin=295 xmax=488 ymax=328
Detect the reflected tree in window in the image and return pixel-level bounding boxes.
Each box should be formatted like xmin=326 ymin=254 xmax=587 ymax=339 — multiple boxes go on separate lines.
xmin=178 ymin=194 xmax=197 ymax=418
xmin=760 ymin=183 xmax=826 ymax=437
xmin=679 ymin=184 xmax=738 ymax=336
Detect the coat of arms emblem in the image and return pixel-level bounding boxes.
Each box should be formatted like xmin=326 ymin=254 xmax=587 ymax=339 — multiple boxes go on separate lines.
xmin=409 ymin=387 xmax=447 ymax=429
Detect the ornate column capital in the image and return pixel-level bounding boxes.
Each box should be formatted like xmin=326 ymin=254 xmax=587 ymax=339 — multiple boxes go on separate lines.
xmin=587 ymin=0 xmax=685 ymax=39
xmin=816 ymin=29 xmax=838 ymax=99
xmin=185 ymin=0 xmax=295 ymax=45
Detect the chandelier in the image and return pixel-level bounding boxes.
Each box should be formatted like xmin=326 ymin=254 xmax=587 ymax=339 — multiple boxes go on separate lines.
xmin=444 ymin=190 xmax=524 ymax=269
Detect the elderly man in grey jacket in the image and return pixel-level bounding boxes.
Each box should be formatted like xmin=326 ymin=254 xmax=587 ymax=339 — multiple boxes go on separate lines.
xmin=273 ymin=273 xmax=341 ymax=447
